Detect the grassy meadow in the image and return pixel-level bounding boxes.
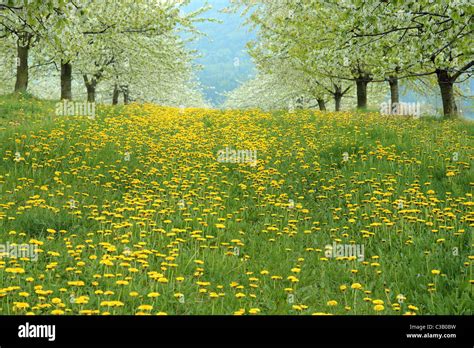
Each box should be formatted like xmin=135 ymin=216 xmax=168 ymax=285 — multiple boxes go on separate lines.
xmin=0 ymin=95 xmax=472 ymax=315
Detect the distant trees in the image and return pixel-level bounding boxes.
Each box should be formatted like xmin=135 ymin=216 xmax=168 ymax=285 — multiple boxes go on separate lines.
xmin=349 ymin=1 xmax=473 ymax=118
xmin=0 ymin=1 xmax=68 ymax=92
xmin=0 ymin=0 xmax=210 ymax=107
xmin=230 ymin=0 xmax=473 ymax=117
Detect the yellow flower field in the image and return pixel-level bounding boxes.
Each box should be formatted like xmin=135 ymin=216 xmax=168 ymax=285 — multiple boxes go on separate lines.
xmin=0 ymin=102 xmax=473 ymax=315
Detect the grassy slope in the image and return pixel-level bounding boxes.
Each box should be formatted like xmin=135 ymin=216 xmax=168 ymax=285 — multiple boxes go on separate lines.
xmin=0 ymin=95 xmax=472 ymax=315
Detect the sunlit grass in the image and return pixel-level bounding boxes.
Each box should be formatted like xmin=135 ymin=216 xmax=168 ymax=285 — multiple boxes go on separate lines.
xmin=0 ymin=96 xmax=472 ymax=315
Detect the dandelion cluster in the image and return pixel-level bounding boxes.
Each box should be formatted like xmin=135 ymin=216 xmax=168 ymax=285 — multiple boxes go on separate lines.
xmin=0 ymin=105 xmax=472 ymax=315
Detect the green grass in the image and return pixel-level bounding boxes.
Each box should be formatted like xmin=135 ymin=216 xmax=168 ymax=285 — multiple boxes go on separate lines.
xmin=0 ymin=94 xmax=472 ymax=315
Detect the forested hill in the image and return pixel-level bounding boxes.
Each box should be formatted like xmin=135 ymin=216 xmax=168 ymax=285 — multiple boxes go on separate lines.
xmin=185 ymin=0 xmax=255 ymax=106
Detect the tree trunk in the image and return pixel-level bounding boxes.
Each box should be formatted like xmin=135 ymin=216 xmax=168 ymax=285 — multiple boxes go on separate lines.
xmin=355 ymin=78 xmax=369 ymax=110
xmin=388 ymin=76 xmax=399 ymax=106
xmin=334 ymin=85 xmax=342 ymax=111
xmin=86 ymin=84 xmax=96 ymax=103
xmin=334 ymin=93 xmax=342 ymax=111
xmin=83 ymin=75 xmax=96 ymax=103
xmin=123 ymin=85 xmax=129 ymax=105
xmin=112 ymin=84 xmax=119 ymax=105
xmin=14 ymin=43 xmax=29 ymax=93
xmin=61 ymin=60 xmax=72 ymax=100
xmin=82 ymin=74 xmax=97 ymax=103
xmin=296 ymin=96 xmax=304 ymax=109
xmin=317 ymin=99 xmax=326 ymax=111
xmin=436 ymin=69 xmax=457 ymax=118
